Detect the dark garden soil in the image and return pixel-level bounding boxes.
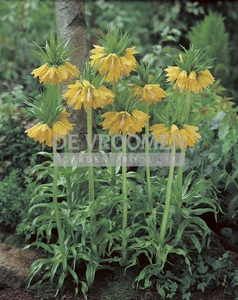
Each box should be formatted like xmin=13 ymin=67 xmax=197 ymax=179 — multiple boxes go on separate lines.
xmin=0 ymin=276 xmax=228 ymax=300
xmin=0 ymin=263 xmax=233 ymax=300
xmin=0 ymin=282 xmax=228 ymax=300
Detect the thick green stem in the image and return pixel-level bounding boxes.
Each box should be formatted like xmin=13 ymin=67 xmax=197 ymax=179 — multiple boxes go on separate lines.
xmin=87 ymin=106 xmax=97 ymax=258
xmin=159 ymin=143 xmax=176 ymax=246
xmin=53 ymin=150 xmax=65 ymax=257
xmin=145 ymin=103 xmax=152 ymax=211
xmin=182 ymin=92 xmax=191 ymax=124
xmin=110 ymin=90 xmax=116 ymax=187
xmin=176 ymin=91 xmax=190 ymax=214
xmin=87 ymin=106 xmax=95 ymax=202
xmin=110 ymin=143 xmax=116 ymax=186
xmin=175 ymin=149 xmax=185 ymax=224
xmin=121 ymin=134 xmax=128 ymax=265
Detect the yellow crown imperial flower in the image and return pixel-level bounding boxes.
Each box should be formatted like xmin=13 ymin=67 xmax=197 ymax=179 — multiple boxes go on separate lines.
xmin=25 ymin=123 xmax=54 ymax=147
xmin=31 ymin=34 xmax=79 ymax=85
xmin=31 ymin=62 xmax=79 ymax=85
xmin=165 ymin=46 xmax=215 ymax=94
xmin=133 ymin=84 xmax=166 ymax=104
xmin=197 ymin=70 xmax=215 ymax=89
xmin=102 ymin=110 xmax=149 ymax=136
xmin=180 ymin=125 xmax=201 ymax=148
xmin=131 ymin=110 xmax=150 ymax=131
xmin=163 ymin=66 xmax=181 ymax=82
xmin=90 ymin=30 xmax=138 ymax=84
xmin=150 ymin=123 xmax=201 ymax=149
xmin=52 ymin=109 xmax=73 ymax=135
xmin=25 ymin=110 xmax=73 ymax=147
xmin=130 ymin=61 xmax=166 ymax=104
xmin=63 ymin=79 xmax=115 ymax=112
xmin=90 ymin=47 xmax=137 ymax=84
xmin=120 ymin=48 xmax=138 ymax=76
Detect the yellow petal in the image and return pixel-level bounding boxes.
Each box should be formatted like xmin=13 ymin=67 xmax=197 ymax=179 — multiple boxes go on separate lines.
xmin=165 ymin=66 xmax=180 ymax=82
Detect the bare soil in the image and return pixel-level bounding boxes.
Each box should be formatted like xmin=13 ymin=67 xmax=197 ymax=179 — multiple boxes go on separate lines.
xmin=0 ymin=264 xmax=232 ymax=300
xmin=0 ymin=286 xmax=228 ymax=300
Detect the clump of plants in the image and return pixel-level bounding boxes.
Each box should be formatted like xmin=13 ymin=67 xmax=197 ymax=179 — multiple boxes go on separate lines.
xmin=22 ymin=30 xmax=237 ymax=299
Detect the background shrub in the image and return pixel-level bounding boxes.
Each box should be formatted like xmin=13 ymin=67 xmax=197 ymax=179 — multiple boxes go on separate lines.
xmin=0 ymin=169 xmax=37 ymax=228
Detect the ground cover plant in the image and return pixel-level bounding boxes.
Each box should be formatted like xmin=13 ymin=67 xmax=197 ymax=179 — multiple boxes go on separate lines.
xmin=20 ymin=27 xmax=238 ymax=300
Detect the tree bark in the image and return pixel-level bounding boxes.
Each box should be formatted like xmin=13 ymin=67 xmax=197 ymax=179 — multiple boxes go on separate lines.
xmin=55 ymin=0 xmax=88 ymax=151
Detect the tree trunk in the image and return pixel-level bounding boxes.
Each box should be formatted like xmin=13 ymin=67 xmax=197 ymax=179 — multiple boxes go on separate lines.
xmin=55 ymin=0 xmax=88 ymax=151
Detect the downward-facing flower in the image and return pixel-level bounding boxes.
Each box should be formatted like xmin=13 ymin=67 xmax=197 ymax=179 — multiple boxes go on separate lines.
xmin=25 ymin=123 xmax=54 ymax=147
xmin=180 ymin=125 xmax=201 ymax=148
xmin=101 ymin=84 xmax=149 ymax=136
xmin=32 ymin=62 xmax=79 ymax=85
xmin=90 ymin=47 xmax=137 ymax=83
xmin=95 ymin=85 xmax=115 ymax=108
xmin=150 ymin=123 xmax=201 ymax=149
xmin=133 ymin=84 xmax=166 ymax=104
xmin=102 ymin=110 xmax=149 ymax=136
xmin=31 ymin=34 xmax=79 ymax=85
xmin=25 ymin=86 xmax=74 ymax=147
xmin=165 ymin=45 xmax=215 ymax=94
xmin=131 ymin=110 xmax=150 ymax=131
xmin=53 ymin=109 xmax=73 ymax=135
xmin=25 ymin=109 xmax=74 ymax=147
xmin=165 ymin=66 xmax=181 ymax=82
xmin=150 ymin=124 xmax=181 ymax=148
xmin=120 ymin=48 xmax=138 ymax=76
xmin=63 ymin=79 xmax=115 ymax=112
xmin=130 ymin=62 xmax=166 ymax=104
xmin=90 ymin=30 xmax=138 ymax=84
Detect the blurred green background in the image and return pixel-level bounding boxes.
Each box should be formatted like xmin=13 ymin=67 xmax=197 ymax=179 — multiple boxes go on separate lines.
xmin=1 ymin=0 xmax=238 ymax=97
